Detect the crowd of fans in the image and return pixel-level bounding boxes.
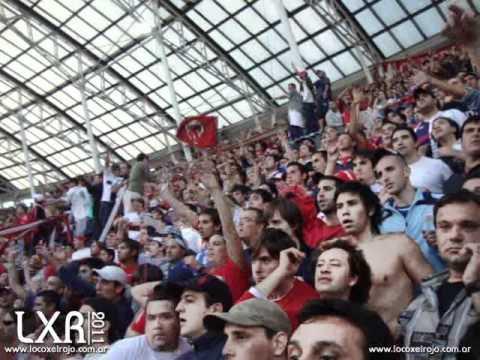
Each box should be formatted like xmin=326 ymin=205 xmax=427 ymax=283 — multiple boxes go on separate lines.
xmin=0 ymin=4 xmax=480 ymax=360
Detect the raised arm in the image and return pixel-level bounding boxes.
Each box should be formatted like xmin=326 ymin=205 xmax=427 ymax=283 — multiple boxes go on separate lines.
xmin=158 ymin=184 xmax=199 ymax=228
xmin=200 ymin=172 xmax=248 ymax=271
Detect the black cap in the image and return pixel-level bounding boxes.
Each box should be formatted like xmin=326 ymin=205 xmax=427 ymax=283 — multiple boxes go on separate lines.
xmin=177 ymin=274 xmax=233 ymax=312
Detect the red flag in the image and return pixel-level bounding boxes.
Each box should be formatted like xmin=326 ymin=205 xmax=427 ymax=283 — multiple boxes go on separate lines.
xmin=176 ymin=115 xmax=218 ymax=148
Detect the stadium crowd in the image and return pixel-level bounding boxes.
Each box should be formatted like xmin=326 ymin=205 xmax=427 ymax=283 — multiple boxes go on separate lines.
xmin=0 ymin=4 xmax=480 ymax=360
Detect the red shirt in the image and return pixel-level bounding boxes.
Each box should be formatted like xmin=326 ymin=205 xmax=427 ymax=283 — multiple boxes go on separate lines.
xmin=120 ymin=263 xmax=138 ymax=284
xmin=209 ymin=258 xmax=251 ymax=302
xmin=304 ymin=218 xmax=345 ymax=249
xmin=130 ymin=310 xmax=146 ymax=334
xmin=238 ymin=278 xmax=319 ymax=330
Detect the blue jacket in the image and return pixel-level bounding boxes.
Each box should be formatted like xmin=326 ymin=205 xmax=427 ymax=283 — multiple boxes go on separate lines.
xmin=380 ymin=190 xmax=446 ymax=272
xmin=176 ymin=332 xmax=225 ymax=360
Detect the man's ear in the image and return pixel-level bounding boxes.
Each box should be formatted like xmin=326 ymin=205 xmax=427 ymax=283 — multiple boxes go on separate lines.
xmin=272 ymin=332 xmax=289 ymax=356
xmin=208 ymin=302 xmax=224 ymax=314
xmin=349 ymin=275 xmax=359 ymax=288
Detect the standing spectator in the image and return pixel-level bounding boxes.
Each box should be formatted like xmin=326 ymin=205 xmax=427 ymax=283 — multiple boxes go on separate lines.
xmin=277 ymin=83 xmax=304 ymax=141
xmin=299 ymin=71 xmax=318 ymax=136
xmin=314 ymin=69 xmax=331 ymax=121
xmin=64 ymin=177 xmax=92 ymax=237
xmin=325 ymin=100 xmax=344 ymax=132
xmin=124 ymin=153 xmax=152 ymax=214
xmin=100 ymin=152 xmax=124 ymax=232
xmin=399 ymin=191 xmax=480 ymax=358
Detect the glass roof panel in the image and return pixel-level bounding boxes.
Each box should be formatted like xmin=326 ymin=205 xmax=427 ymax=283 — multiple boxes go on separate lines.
xmin=0 ymin=0 xmax=455 ymax=190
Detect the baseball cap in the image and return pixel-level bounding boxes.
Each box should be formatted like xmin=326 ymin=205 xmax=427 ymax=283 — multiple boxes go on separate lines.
xmin=178 ymin=274 xmax=233 ymax=312
xmin=94 ymin=266 xmax=128 ymax=286
xmin=204 ymin=298 xmax=291 ymax=335
xmin=159 ymin=226 xmax=188 ymax=249
xmin=436 ymin=110 xmax=468 ymax=128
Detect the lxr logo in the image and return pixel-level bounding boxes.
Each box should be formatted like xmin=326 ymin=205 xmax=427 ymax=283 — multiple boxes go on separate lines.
xmin=16 ymin=311 xmax=105 ymax=344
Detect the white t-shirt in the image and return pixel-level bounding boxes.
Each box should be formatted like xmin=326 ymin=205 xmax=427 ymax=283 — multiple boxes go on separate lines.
xmin=102 ymin=167 xmax=124 ymax=202
xmin=71 ymin=247 xmax=92 ymax=261
xmin=65 ymin=186 xmax=91 ymax=220
xmin=409 ymin=156 xmax=453 ymax=194
xmin=288 ymin=109 xmax=304 ymax=127
xmin=325 ymin=110 xmax=344 ymax=128
xmin=101 ymin=335 xmax=191 ymax=360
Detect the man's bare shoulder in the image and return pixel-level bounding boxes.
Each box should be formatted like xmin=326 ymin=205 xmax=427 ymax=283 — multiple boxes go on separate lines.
xmin=370 ymin=233 xmax=414 ymax=250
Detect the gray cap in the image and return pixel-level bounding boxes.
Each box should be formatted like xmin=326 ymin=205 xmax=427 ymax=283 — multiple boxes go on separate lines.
xmin=204 ymin=298 xmax=291 ymax=335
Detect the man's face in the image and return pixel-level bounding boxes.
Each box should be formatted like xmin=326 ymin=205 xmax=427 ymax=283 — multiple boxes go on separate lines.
xmin=336 ymin=193 xmax=370 ymax=236
xmin=207 ymin=235 xmax=227 ymax=265
xmin=315 ymin=248 xmax=356 ymax=299
xmin=99 ymin=249 xmax=113 ymax=263
xmin=380 ymin=123 xmax=397 ymax=147
xmin=117 ymin=242 xmax=133 ymax=263
xmin=46 ymin=276 xmax=64 ymax=295
xmin=462 ymin=121 xmax=480 ymax=157
xmin=237 ymin=209 xmax=263 ymax=246
xmin=268 ymin=210 xmax=294 ymax=238
xmin=0 ymin=289 xmax=15 ymax=309
xmin=337 ymin=134 xmax=353 ymax=152
xmin=436 ymin=202 xmax=480 ymax=272
xmin=286 ymin=165 xmax=304 ymax=186
xmin=264 ymin=155 xmax=276 ymax=170
xmin=374 ymin=156 xmax=409 ymax=196
xmin=317 ymin=179 xmax=337 ymax=213
xmin=165 ymin=238 xmax=185 ymax=262
xmin=288 ymin=317 xmax=365 ymax=360
xmin=392 ymin=130 xmax=416 ymax=157
xmin=352 ymin=157 xmax=374 ymax=185
xmin=432 ymin=118 xmax=456 ymax=141
xmin=415 ymin=93 xmax=436 ymax=113
xmin=106 ymin=233 xmax=119 ymax=248
xmin=131 ymin=200 xmax=144 ymax=213
xmin=248 ymin=193 xmax=265 ymax=211
xmin=252 ymin=247 xmax=279 ymax=284
xmin=33 ymin=296 xmax=53 ymax=318
xmin=96 ymin=279 xmax=121 ymax=301
xmin=463 ymin=178 xmax=480 ymax=195
xmin=324 ymin=127 xmax=338 ymax=143
xmin=78 ymin=265 xmax=93 ymax=282
xmin=120 ymin=164 xmax=129 ymax=176
xmin=176 ymin=290 xmax=210 ymax=339
xmin=232 ymin=190 xmax=246 ymax=206
xmin=148 ymin=241 xmax=163 ymax=258
xmin=73 ymin=237 xmax=85 ymax=250
xmin=223 ymin=325 xmax=284 ymax=360
xmin=464 ymin=75 xmax=478 ymax=88
xmin=198 ymin=214 xmax=216 ymax=240
xmin=145 ymin=300 xmax=180 ymax=352
xmin=312 ymin=153 xmax=326 ymax=173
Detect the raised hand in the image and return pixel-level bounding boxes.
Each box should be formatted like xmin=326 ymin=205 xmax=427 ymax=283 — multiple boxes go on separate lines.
xmin=277 ymin=247 xmax=305 ymax=278
xmin=442 ymin=5 xmax=480 ymax=46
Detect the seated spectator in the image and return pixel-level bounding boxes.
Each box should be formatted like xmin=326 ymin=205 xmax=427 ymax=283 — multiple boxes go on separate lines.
xmin=392 ymin=126 xmax=453 ymax=193
xmin=238 ymin=229 xmax=319 ymax=330
xmin=399 ymin=190 xmax=480 ymax=357
xmin=204 ymin=298 xmax=290 ymax=360
xmin=313 ymin=240 xmax=371 ymax=305
xmin=288 ymin=299 xmax=395 ymax=360
xmin=375 ymin=151 xmax=446 ymax=271
xmin=162 ymin=227 xmax=196 ymax=283
xmin=94 ymin=265 xmax=133 ymax=339
xmin=103 ymin=283 xmax=191 ymax=359
xmin=175 ymin=274 xmax=233 ymax=360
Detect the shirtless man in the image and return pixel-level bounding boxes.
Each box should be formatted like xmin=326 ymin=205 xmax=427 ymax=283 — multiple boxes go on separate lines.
xmin=334 ymin=181 xmax=433 ymax=335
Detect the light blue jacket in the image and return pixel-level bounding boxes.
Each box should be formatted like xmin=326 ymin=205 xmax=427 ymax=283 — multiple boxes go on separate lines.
xmin=380 ymin=190 xmax=446 ymax=272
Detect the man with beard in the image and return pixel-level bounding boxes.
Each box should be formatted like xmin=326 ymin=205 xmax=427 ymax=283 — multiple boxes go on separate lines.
xmin=335 ymin=182 xmax=433 ymax=335
xmin=399 ymin=190 xmax=480 ymax=359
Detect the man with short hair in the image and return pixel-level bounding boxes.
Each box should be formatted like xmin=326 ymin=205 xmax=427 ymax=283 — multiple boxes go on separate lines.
xmin=313 ymin=240 xmax=372 ymax=304
xmin=162 ymin=226 xmax=195 ymax=283
xmin=117 ymin=238 xmax=140 ymax=283
xmin=124 ymin=153 xmax=152 ymax=213
xmin=335 ymin=182 xmax=433 ymax=334
xmin=392 ymin=126 xmax=453 ymax=193
xmin=94 ymin=265 xmax=134 ymax=339
xmin=103 ymin=283 xmax=192 ymax=359
xmin=445 ymin=115 xmax=480 ymax=193
xmin=311 ymin=151 xmax=327 ymax=175
xmin=204 ymin=298 xmax=291 ymax=360
xmin=247 ymin=189 xmax=273 ymax=211
xmin=380 ymin=120 xmax=398 ymax=150
xmin=304 ymin=176 xmax=345 ymax=249
xmin=195 ymin=209 xmax=222 ymax=267
xmin=286 ymin=162 xmax=307 ymax=187
xmin=375 ymin=151 xmax=446 ymax=271
xmin=237 ymin=228 xmax=319 ymax=330
xmin=288 ymin=299 xmax=394 ymax=360
xmin=175 ymin=274 xmax=233 ymax=360
xmin=399 ymin=190 xmax=480 ymax=359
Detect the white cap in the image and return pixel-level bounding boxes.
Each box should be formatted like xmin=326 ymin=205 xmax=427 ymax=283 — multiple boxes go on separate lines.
xmin=94 ymin=266 xmax=128 ymax=286
xmin=436 ymin=109 xmax=467 ymax=127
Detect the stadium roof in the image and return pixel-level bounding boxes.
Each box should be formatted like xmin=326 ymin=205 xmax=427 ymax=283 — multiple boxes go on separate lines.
xmin=0 ymin=0 xmax=478 ymax=192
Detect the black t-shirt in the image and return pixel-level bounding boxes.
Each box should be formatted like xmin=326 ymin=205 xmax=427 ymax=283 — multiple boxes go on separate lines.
xmin=436 ymin=281 xmax=465 ymax=317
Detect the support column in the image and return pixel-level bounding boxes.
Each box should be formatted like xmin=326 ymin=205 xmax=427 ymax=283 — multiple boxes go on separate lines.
xmin=16 ymin=114 xmax=35 ymax=198
xmin=153 ymin=4 xmax=192 ymax=161
xmin=354 ymin=46 xmax=373 ymax=84
xmin=78 ymin=56 xmax=102 ymax=173
xmin=272 ymin=0 xmax=305 ymax=70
